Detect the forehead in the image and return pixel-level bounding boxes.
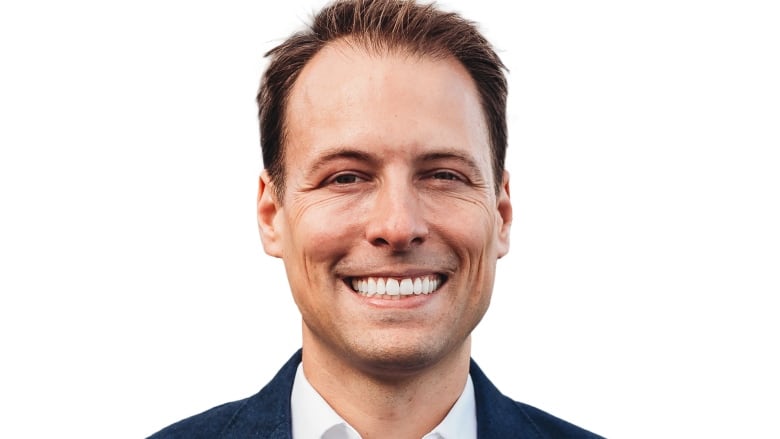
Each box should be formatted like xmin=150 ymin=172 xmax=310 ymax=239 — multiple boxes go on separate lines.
xmin=284 ymin=41 xmax=490 ymax=168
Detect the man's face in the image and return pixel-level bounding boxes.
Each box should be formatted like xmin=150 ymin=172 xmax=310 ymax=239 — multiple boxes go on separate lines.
xmin=258 ymin=42 xmax=511 ymax=372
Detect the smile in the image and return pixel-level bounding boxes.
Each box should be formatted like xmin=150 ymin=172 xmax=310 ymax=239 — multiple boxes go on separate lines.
xmin=348 ymin=275 xmax=445 ymax=300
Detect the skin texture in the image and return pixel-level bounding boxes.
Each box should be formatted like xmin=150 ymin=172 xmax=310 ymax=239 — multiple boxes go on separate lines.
xmin=257 ymin=41 xmax=512 ymax=438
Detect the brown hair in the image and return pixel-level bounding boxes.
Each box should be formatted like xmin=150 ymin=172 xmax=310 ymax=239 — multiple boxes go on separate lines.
xmin=258 ymin=0 xmax=508 ymax=199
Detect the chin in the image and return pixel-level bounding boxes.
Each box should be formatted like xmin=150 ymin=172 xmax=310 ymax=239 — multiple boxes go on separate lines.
xmin=343 ymin=334 xmax=464 ymax=378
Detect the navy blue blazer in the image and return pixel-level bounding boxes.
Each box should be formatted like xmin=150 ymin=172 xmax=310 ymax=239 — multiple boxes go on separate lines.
xmin=149 ymin=350 xmax=603 ymax=438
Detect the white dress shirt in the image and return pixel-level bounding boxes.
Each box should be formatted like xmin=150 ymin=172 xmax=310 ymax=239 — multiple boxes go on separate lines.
xmin=291 ymin=363 xmax=477 ymax=439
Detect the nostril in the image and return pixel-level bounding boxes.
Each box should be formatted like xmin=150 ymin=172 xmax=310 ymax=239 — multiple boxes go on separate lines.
xmin=372 ymin=237 xmax=390 ymax=247
xmin=370 ymin=234 xmax=425 ymax=251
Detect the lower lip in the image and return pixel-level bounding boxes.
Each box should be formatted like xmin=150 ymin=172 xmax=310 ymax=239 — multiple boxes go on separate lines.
xmin=345 ymin=284 xmax=441 ymax=309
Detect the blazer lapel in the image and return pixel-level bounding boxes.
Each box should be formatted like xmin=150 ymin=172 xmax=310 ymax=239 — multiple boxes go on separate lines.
xmin=471 ymin=359 xmax=545 ymax=439
xmin=217 ymin=351 xmax=302 ymax=439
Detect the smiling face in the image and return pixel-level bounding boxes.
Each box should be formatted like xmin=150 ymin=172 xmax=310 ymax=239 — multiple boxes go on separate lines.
xmin=257 ymin=41 xmax=512 ymax=374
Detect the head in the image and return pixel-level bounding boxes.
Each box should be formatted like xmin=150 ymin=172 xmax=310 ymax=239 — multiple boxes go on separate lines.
xmin=258 ymin=0 xmax=508 ymax=201
xmin=256 ymin=0 xmax=512 ymax=375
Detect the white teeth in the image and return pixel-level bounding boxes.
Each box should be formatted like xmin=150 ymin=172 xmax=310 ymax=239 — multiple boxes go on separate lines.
xmin=386 ymin=279 xmax=400 ymax=295
xmin=376 ymin=278 xmax=386 ymax=295
xmin=400 ymin=278 xmax=413 ymax=295
xmin=350 ymin=275 xmax=443 ymax=298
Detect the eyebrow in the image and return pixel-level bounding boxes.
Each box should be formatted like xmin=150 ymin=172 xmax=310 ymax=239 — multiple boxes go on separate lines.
xmin=304 ymin=147 xmax=485 ymax=177
xmin=305 ymin=147 xmax=380 ymax=176
xmin=418 ymin=151 xmax=485 ymax=178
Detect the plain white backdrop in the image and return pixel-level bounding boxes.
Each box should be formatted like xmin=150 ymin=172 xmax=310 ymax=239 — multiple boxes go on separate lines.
xmin=1 ymin=1 xmax=778 ymax=437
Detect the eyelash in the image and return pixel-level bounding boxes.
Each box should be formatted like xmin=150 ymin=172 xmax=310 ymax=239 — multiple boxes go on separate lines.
xmin=326 ymin=172 xmax=366 ymax=185
xmin=429 ymin=170 xmax=463 ymax=181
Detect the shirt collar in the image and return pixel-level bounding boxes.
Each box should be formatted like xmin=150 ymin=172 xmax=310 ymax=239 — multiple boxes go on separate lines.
xmin=423 ymin=373 xmax=476 ymax=439
xmin=291 ymin=363 xmax=360 ymax=439
xmin=290 ymin=363 xmax=477 ymax=439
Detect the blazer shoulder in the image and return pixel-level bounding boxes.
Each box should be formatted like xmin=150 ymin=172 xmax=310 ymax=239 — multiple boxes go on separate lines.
xmin=147 ymin=398 xmax=251 ymax=439
xmin=512 ymin=400 xmax=605 ymax=439
xmin=470 ymin=359 xmax=605 ymax=438
xmin=147 ymin=351 xmax=302 ymax=439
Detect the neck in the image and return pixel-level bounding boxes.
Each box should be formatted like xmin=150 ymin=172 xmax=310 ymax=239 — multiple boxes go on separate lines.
xmin=301 ymin=329 xmax=471 ymax=439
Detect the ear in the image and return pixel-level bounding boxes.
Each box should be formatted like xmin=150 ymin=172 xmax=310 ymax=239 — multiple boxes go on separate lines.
xmin=496 ymin=170 xmax=512 ymax=258
xmin=257 ymin=170 xmax=284 ymax=258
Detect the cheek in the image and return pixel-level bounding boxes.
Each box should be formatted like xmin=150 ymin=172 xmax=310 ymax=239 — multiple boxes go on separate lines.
xmin=427 ymin=197 xmax=498 ymax=249
xmin=283 ymin=197 xmax=361 ymax=262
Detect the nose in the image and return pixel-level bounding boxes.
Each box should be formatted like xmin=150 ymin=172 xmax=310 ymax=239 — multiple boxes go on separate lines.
xmin=365 ymin=179 xmax=428 ymax=251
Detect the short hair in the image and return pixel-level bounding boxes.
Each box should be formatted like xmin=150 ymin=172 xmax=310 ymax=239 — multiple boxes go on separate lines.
xmin=258 ymin=0 xmax=508 ymax=200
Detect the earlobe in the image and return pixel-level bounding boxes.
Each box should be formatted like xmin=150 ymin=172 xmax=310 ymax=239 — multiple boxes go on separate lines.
xmin=496 ymin=171 xmax=512 ymax=258
xmin=257 ymin=171 xmax=284 ymax=258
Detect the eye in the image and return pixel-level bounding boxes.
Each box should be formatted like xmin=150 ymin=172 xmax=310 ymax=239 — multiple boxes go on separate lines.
xmin=326 ymin=172 xmax=367 ymax=185
xmin=430 ymin=170 xmax=463 ymax=181
xmin=334 ymin=174 xmax=358 ymax=184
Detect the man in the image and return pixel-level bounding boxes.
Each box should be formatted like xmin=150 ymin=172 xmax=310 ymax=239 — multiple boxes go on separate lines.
xmin=150 ymin=0 xmax=603 ymax=437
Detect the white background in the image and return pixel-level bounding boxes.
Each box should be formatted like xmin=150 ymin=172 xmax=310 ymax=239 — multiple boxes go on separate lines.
xmin=1 ymin=1 xmax=778 ymax=437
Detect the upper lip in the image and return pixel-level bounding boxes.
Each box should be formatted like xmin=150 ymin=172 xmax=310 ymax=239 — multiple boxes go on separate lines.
xmin=343 ymin=271 xmax=445 ymax=279
xmin=334 ymin=257 xmax=458 ymax=279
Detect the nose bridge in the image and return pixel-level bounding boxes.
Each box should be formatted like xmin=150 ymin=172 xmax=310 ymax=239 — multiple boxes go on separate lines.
xmin=366 ymin=172 xmax=428 ymax=250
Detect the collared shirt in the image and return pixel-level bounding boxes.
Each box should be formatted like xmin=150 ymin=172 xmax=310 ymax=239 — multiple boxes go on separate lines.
xmin=291 ymin=363 xmax=477 ymax=439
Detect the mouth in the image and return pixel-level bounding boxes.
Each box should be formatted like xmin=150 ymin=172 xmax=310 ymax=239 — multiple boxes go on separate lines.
xmin=346 ymin=274 xmax=446 ymax=300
